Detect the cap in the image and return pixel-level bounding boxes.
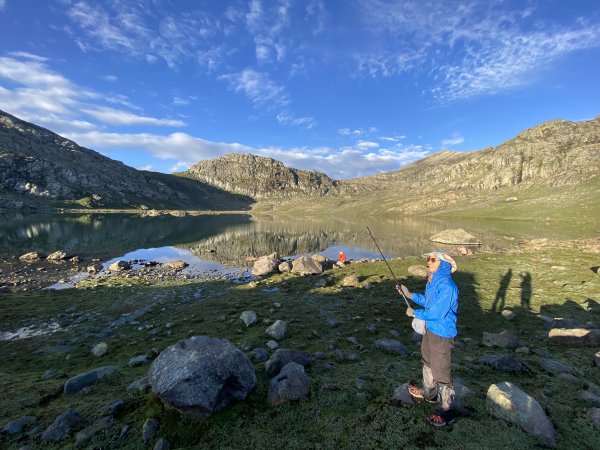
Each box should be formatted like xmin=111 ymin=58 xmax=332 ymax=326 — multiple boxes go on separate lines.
xmin=423 ymin=249 xmax=457 ymax=273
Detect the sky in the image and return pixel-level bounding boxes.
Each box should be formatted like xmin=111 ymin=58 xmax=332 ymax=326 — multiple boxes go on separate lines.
xmin=0 ymin=0 xmax=599 ymax=179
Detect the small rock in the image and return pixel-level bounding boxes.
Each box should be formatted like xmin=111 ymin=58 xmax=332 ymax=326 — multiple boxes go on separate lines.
xmin=64 ymin=366 xmax=118 ymax=395
xmin=251 ymin=348 xmax=269 ymax=362
xmin=127 ymin=376 xmax=149 ymax=392
xmin=105 ymin=399 xmax=125 ymax=415
xmin=482 ymin=330 xmax=521 ymax=349
xmin=342 ymin=275 xmax=360 ymax=287
xmin=1 ymin=416 xmax=37 ymax=436
xmin=266 ymin=320 xmax=287 ymax=340
xmin=407 ymin=265 xmax=428 ymax=277
xmin=41 ymin=409 xmax=80 ymax=442
xmin=154 ymin=437 xmax=171 ymax=450
xmin=92 ymin=342 xmax=108 ymax=357
xmin=374 ymin=339 xmax=407 ymax=356
xmin=74 ymin=416 xmax=112 ymax=445
xmin=240 ymin=311 xmax=258 ymax=327
xmin=548 ymin=328 xmax=600 ymax=346
xmin=390 ymin=383 xmax=415 ymax=406
xmin=267 ymin=340 xmax=279 ymax=350
xmin=142 ymin=418 xmax=160 ymax=443
xmin=501 ymin=309 xmax=516 ymax=320
xmin=588 ymin=407 xmax=600 ymax=425
xmin=109 ymin=260 xmax=130 ymax=272
xmin=268 ymin=362 xmax=310 ymax=406
xmin=128 ymin=355 xmax=149 ymax=367
xmin=539 ymin=357 xmax=573 ymax=375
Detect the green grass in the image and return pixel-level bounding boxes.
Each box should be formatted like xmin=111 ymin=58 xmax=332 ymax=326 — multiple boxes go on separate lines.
xmin=1 ymin=248 xmax=599 ymax=449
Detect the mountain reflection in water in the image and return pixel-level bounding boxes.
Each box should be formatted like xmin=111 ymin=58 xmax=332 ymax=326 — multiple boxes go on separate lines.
xmin=0 ymin=212 xmax=566 ymax=266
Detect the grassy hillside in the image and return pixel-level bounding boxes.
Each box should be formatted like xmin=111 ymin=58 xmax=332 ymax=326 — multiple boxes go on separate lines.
xmin=1 ymin=247 xmax=599 ymax=449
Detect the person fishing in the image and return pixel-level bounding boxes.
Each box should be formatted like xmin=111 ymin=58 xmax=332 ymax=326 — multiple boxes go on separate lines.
xmin=399 ymin=250 xmax=459 ymax=428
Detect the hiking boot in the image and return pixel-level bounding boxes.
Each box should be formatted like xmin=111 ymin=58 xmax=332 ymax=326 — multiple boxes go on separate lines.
xmin=425 ymin=409 xmax=456 ymax=428
xmin=408 ymin=380 xmax=437 ymax=403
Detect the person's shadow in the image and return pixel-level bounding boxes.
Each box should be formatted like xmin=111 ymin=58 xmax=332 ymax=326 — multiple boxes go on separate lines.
xmin=520 ymin=271 xmax=532 ymax=310
xmin=491 ymin=268 xmax=512 ymax=312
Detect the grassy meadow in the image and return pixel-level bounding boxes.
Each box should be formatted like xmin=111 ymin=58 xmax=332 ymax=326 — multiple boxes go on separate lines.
xmin=1 ymin=247 xmax=599 ymax=449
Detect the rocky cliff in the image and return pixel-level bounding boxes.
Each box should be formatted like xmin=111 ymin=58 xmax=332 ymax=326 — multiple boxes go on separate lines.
xmin=183 ymin=153 xmax=339 ymax=198
xmin=0 ymin=110 xmax=252 ymax=210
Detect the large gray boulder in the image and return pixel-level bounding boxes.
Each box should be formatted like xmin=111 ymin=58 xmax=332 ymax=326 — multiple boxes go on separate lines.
xmin=265 ymin=349 xmax=315 ymax=377
xmin=268 ymin=362 xmax=310 ymax=406
xmin=147 ymin=336 xmax=256 ymax=418
xmin=291 ymin=256 xmax=323 ymax=275
xmin=486 ymin=381 xmax=555 ymax=444
xmin=482 ymin=330 xmax=521 ymax=349
xmin=266 ymin=320 xmax=287 ymax=340
xmin=429 ymin=228 xmax=481 ymax=245
xmin=252 ymin=253 xmax=280 ymax=276
xmin=41 ymin=409 xmax=80 ymax=442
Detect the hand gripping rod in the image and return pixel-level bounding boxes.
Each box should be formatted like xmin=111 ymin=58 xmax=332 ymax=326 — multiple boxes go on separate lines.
xmin=366 ymin=226 xmax=411 ymax=308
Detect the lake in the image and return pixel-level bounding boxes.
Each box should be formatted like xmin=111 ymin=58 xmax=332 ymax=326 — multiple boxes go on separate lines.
xmin=0 ymin=211 xmax=577 ymax=274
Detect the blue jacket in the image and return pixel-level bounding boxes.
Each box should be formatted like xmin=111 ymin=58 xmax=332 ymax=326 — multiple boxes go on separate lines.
xmin=412 ymin=260 xmax=459 ymax=338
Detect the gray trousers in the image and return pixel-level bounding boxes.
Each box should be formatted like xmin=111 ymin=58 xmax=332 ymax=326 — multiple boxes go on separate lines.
xmin=421 ymin=330 xmax=455 ymax=411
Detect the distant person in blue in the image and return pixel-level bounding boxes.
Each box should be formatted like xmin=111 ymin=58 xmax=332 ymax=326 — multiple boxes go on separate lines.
xmin=399 ymin=250 xmax=459 ymax=427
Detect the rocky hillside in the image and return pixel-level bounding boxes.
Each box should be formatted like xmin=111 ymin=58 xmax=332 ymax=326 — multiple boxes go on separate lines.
xmin=182 ymin=153 xmax=339 ymax=198
xmin=0 ymin=110 xmax=252 ymax=210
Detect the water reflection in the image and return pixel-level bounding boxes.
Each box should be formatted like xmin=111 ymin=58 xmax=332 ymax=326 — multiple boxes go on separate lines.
xmin=0 ymin=211 xmax=570 ymax=264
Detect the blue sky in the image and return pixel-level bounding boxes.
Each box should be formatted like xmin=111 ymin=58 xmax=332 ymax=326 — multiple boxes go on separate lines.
xmin=0 ymin=0 xmax=599 ymax=179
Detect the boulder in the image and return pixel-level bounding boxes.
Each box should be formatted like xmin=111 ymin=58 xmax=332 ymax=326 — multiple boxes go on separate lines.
xmin=252 ymin=253 xmax=279 ymax=276
xmin=268 ymin=362 xmax=310 ymax=406
xmin=162 ymin=260 xmax=189 ymax=270
xmin=64 ymin=366 xmax=118 ymax=394
xmin=266 ymin=320 xmax=287 ymax=340
xmin=108 ymin=260 xmax=130 ymax=272
xmin=1 ymin=416 xmax=37 ymax=436
xmin=91 ymin=342 xmax=108 ymax=357
xmin=128 ymin=355 xmax=149 ymax=367
xmin=342 ymin=275 xmax=360 ymax=287
xmin=47 ymin=251 xmax=70 ymax=261
xmin=588 ymin=407 xmax=600 ymax=425
xmin=291 ymin=256 xmax=323 ymax=275
xmin=147 ymin=336 xmax=256 ymax=418
xmin=374 ymin=339 xmax=407 ymax=355
xmin=19 ymin=252 xmax=46 ymax=262
xmin=265 ymin=349 xmax=315 ymax=377
xmin=407 ymin=265 xmax=428 ymax=277
xmin=486 ymin=382 xmax=555 ymax=444
xmin=278 ymin=261 xmax=291 ymax=273
xmin=154 ymin=437 xmax=171 ymax=450
xmin=251 ymin=348 xmax=269 ymax=362
xmin=482 ymin=330 xmax=521 ymax=349
xmin=548 ymin=328 xmax=600 ymax=346
xmin=538 ymin=357 xmax=573 ymax=375
xmin=390 ymin=383 xmax=415 ymax=406
xmin=40 ymin=409 xmax=81 ymax=442
xmin=240 ymin=311 xmax=258 ymax=327
xmin=429 ymin=228 xmax=481 ymax=245
xmin=87 ymin=263 xmax=104 ymax=274
xmin=479 ymin=355 xmax=527 ymax=372
xmin=74 ymin=416 xmax=112 ymax=445
xmin=143 ymin=418 xmax=160 ymax=443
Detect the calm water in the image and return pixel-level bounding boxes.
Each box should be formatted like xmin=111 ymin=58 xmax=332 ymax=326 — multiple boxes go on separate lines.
xmin=0 ymin=211 xmax=577 ymax=269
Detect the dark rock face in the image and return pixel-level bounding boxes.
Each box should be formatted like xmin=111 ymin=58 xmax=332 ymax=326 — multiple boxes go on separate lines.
xmin=0 ymin=110 xmax=252 ymax=210
xmin=184 ymin=153 xmax=339 ymax=198
xmin=148 ymin=336 xmax=256 ymax=418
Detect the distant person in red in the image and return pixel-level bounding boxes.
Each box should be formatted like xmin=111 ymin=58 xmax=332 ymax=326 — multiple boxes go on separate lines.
xmin=338 ymin=251 xmax=347 ymax=263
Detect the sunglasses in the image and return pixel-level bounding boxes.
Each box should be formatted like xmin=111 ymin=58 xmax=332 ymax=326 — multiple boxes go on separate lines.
xmin=427 ymin=257 xmax=437 ymax=263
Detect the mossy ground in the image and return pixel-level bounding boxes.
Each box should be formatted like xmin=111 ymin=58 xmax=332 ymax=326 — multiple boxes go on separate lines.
xmin=1 ymin=248 xmax=599 ymax=449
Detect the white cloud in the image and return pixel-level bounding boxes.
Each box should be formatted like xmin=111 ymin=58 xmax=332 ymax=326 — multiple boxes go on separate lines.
xmin=169 ymin=161 xmax=190 ymax=172
xmin=441 ymin=134 xmax=464 ymax=146
xmin=138 ymin=164 xmax=153 ymax=171
xmin=103 ymin=75 xmax=118 ymax=82
xmin=0 ymin=0 xmax=5 ymax=12
xmin=172 ymin=97 xmax=190 ymax=106
xmin=80 ymin=107 xmax=184 ymax=127
xmin=220 ymin=69 xmax=288 ymax=110
xmin=356 ymin=140 xmax=379 ymax=150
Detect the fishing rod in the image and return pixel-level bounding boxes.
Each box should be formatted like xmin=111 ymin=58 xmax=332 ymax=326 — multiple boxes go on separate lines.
xmin=366 ymin=225 xmax=411 ymax=308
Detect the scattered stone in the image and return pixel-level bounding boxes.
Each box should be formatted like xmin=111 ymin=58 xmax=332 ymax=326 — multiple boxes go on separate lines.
xmin=486 ymin=382 xmax=555 ymax=444
xmin=154 ymin=437 xmax=171 ymax=450
xmin=87 ymin=263 xmax=104 ymax=274
xmin=267 ymin=340 xmax=279 ymax=350
xmin=548 ymin=328 xmax=600 ymax=346
xmin=374 ymin=339 xmax=407 ymax=356
xmin=162 ymin=260 xmax=188 ymax=271
xmin=240 ymin=310 xmax=258 ymax=327
xmin=342 ymin=275 xmax=359 ymax=287
xmin=1 ymin=416 xmax=37 ymax=436
xmin=482 ymin=330 xmax=521 ymax=349
xmin=265 ymin=320 xmax=287 ymax=340
xmin=148 ymin=336 xmax=256 ymax=418
xmin=334 ymin=349 xmax=344 ymax=361
xmin=251 ymin=348 xmax=269 ymax=362
xmin=74 ymin=416 xmax=112 ymax=445
xmin=515 ymin=347 xmax=530 ymax=355
xmin=268 ymin=362 xmax=310 ymax=406
xmin=142 ymin=418 xmax=160 ymax=443
xmin=501 ymin=309 xmax=516 ymax=320
xmin=390 ymin=383 xmax=415 ymax=406
xmin=41 ymin=370 xmax=57 ymax=379
xmin=47 ymin=251 xmax=70 ymax=261
xmin=429 ymin=228 xmax=481 ymax=245
xmin=252 ymin=253 xmax=280 ymax=276
xmin=92 ymin=342 xmax=108 ymax=357
xmin=595 ymin=350 xmax=600 ymax=367
xmin=41 ymin=409 xmax=81 ymax=442
xmin=128 ymin=354 xmax=149 ymax=367
xmin=239 ymin=340 xmax=252 ymax=352
xmin=127 ymin=376 xmax=149 ymax=392
xmin=588 ymin=408 xmax=600 ymax=425
xmin=581 ymin=390 xmax=600 ymax=407
xmin=278 ymin=261 xmax=291 ymax=273
xmin=19 ymin=252 xmax=46 ymax=262
xmin=367 ymin=324 xmax=377 ymax=334
xmin=291 ymin=256 xmax=323 ymax=275
xmin=407 ymin=265 xmax=428 ymax=277
xmin=265 ymin=349 xmax=315 ymax=377
xmin=108 ymin=260 xmax=130 ymax=272
xmin=64 ymin=366 xmax=118 ymax=395
xmin=479 ymin=355 xmax=527 ymax=372
xmin=325 ymin=317 xmax=342 ymax=327
xmin=538 ymin=357 xmax=573 ymax=375
xmin=105 ymin=399 xmax=125 ymax=415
